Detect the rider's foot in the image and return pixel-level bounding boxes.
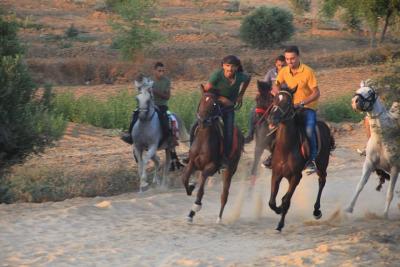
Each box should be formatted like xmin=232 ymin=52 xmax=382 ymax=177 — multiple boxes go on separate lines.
xmin=121 ymin=133 xmax=133 ymax=144
xmin=304 ymin=160 xmax=317 ymax=175
xmin=262 ymin=155 xmax=272 ymax=169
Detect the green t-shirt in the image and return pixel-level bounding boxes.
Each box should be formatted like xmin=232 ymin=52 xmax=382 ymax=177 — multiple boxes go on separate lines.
xmin=152 ymin=76 xmax=171 ymax=106
xmin=208 ymin=69 xmax=250 ymax=101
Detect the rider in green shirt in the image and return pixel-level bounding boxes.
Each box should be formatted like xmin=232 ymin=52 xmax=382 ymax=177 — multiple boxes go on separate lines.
xmin=204 ymin=55 xmax=251 ymax=164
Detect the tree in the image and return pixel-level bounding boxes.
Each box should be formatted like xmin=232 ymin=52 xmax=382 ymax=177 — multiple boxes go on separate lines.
xmin=239 ymin=7 xmax=295 ymax=49
xmin=321 ymin=0 xmax=400 ymax=46
xmin=109 ymin=0 xmax=161 ymax=60
xmin=0 ymin=15 xmax=65 ymax=171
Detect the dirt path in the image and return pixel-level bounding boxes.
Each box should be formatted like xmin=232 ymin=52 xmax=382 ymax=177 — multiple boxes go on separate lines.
xmin=1 ymin=125 xmax=400 ymax=266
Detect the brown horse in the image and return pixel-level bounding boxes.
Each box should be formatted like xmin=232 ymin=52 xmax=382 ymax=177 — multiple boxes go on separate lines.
xmin=267 ymin=88 xmax=335 ymax=231
xmin=181 ymin=86 xmax=244 ymax=223
xmin=249 ymin=80 xmax=275 ymax=183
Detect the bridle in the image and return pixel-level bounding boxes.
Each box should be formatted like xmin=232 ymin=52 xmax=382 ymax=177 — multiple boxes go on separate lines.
xmin=354 ymin=88 xmax=377 ymax=112
xmin=269 ymin=90 xmax=296 ymax=123
xmin=196 ymin=93 xmax=224 ymax=127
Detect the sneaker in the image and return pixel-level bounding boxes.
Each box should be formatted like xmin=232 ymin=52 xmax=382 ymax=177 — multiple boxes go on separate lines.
xmin=262 ymin=155 xmax=272 ymax=169
xmin=304 ymin=160 xmax=317 ymax=175
xmin=182 ymin=157 xmax=190 ymax=164
xmin=121 ymin=133 xmax=133 ymax=144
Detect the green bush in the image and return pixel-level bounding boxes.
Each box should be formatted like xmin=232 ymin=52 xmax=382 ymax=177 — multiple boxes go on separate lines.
xmin=239 ymin=6 xmax=294 ymax=49
xmin=0 ymin=16 xmax=66 ymax=170
xmin=109 ymin=0 xmax=161 ymax=59
xmin=319 ymin=93 xmax=364 ymax=123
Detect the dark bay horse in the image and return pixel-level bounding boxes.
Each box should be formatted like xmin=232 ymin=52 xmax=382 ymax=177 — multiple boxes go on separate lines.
xmin=249 ymin=80 xmax=275 ymax=183
xmin=267 ymin=88 xmax=335 ymax=231
xmin=181 ymin=86 xmax=244 ymax=223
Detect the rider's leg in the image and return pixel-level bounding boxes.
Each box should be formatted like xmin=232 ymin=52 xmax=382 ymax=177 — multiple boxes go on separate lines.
xmin=156 ymin=105 xmax=170 ymax=142
xmin=222 ymin=110 xmax=235 ymax=161
xmin=182 ymin=121 xmax=199 ymax=164
xmin=121 ymin=110 xmax=139 ymax=144
xmin=244 ymin=106 xmax=256 ymax=143
xmin=304 ymin=109 xmax=317 ymax=172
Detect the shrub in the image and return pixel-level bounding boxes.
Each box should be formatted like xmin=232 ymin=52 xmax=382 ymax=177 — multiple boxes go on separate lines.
xmin=239 ymin=6 xmax=294 ymax=49
xmin=0 ymin=16 xmax=66 ymax=170
xmin=289 ymin=0 xmax=311 ymax=15
xmin=109 ymin=0 xmax=161 ymax=59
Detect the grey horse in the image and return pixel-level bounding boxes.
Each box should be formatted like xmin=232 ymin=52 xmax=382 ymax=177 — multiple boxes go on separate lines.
xmin=132 ymin=76 xmax=189 ymax=192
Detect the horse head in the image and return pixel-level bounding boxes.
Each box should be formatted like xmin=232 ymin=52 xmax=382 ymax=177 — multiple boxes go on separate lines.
xmin=197 ymin=84 xmax=220 ymax=127
xmin=267 ymin=85 xmax=297 ymax=127
xmin=352 ymin=80 xmax=378 ymax=112
xmin=135 ymin=75 xmax=155 ymax=121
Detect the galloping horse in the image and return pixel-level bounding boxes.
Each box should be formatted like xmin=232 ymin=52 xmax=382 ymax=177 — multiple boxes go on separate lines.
xmin=181 ymin=86 xmax=244 ymax=223
xmin=249 ymin=80 xmax=275 ymax=183
xmin=132 ymin=76 xmax=188 ymax=192
xmin=346 ymin=81 xmax=400 ymax=218
xmin=267 ymin=87 xmax=335 ymax=231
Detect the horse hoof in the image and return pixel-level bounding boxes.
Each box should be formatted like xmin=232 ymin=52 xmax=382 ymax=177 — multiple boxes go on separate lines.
xmin=187 ymin=216 xmax=193 ymax=223
xmin=383 ymin=212 xmax=389 ymax=219
xmin=313 ymin=210 xmax=322 ymax=220
xmin=275 ymin=227 xmax=282 ymax=232
xmin=216 ymin=217 xmax=221 ymax=224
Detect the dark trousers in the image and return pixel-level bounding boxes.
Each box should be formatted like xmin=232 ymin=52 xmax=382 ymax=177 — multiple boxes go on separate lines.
xmin=222 ymin=110 xmax=234 ymax=158
xmin=156 ymin=105 xmax=170 ymax=139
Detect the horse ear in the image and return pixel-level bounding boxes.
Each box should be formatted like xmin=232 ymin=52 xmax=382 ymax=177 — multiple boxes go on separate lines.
xmin=360 ymin=80 xmax=365 ymax=87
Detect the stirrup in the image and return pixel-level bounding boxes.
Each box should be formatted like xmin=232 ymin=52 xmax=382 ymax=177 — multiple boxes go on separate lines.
xmin=304 ymin=160 xmax=317 ymax=175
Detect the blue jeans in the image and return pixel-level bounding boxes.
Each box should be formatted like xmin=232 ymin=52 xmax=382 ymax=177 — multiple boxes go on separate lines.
xmin=303 ymin=109 xmax=317 ymax=161
xmin=222 ymin=110 xmax=235 ymax=158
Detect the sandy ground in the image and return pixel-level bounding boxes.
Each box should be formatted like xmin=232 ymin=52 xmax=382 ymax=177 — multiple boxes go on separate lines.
xmin=1 ymin=126 xmax=400 ymax=266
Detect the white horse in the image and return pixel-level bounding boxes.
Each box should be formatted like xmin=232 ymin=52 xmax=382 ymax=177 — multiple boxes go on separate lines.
xmin=346 ymin=80 xmax=400 ymax=218
xmin=132 ymin=76 xmax=188 ymax=192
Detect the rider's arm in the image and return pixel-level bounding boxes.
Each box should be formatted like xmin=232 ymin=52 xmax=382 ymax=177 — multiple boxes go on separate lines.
xmin=301 ymin=87 xmax=320 ymax=106
xmin=301 ymin=69 xmax=319 ymax=106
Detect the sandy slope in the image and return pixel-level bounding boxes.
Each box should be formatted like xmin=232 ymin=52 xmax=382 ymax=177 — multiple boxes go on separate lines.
xmin=1 ymin=128 xmax=400 ymax=266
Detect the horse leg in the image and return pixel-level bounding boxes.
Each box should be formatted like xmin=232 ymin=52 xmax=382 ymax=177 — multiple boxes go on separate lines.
xmin=217 ymin=169 xmax=233 ymax=223
xmin=142 ymin=145 xmax=157 ymax=186
xmin=151 ymin=153 xmax=160 ymax=185
xmin=383 ymin=168 xmax=399 ymax=219
xmin=162 ymin=149 xmax=171 ymax=187
xmin=182 ymin=160 xmax=196 ymax=196
xmin=187 ymin=163 xmax=216 ymax=222
xmin=313 ymin=171 xmax=326 ymax=219
xmin=345 ymin=160 xmax=373 ymax=213
xmin=276 ymin=176 xmax=301 ymax=231
xmin=269 ymin=172 xmax=283 ymax=215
